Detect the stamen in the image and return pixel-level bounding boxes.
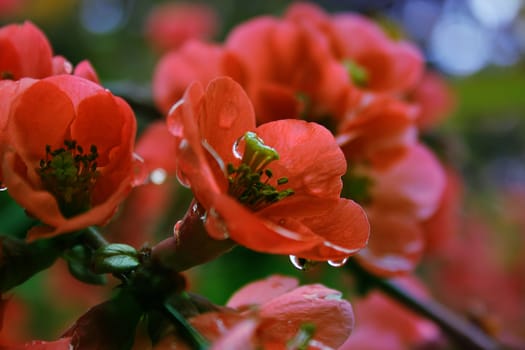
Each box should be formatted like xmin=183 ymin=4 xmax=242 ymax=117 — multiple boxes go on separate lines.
xmin=227 ymin=132 xmax=294 ymax=211
xmin=37 ymin=140 xmax=99 ymax=217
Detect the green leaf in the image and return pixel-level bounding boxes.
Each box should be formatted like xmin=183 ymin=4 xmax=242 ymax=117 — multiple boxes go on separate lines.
xmin=63 ymin=245 xmax=107 ymax=285
xmin=92 ymin=243 xmax=140 ymax=274
xmin=0 ymin=236 xmax=60 ymax=293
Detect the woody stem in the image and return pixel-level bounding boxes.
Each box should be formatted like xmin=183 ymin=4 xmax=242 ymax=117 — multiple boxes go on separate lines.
xmin=347 ymin=259 xmax=501 ymax=350
xmin=150 ymin=199 xmax=236 ymax=272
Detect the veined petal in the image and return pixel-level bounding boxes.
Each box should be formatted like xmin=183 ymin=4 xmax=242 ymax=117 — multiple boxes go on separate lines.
xmin=255 ymin=120 xmax=346 ymax=199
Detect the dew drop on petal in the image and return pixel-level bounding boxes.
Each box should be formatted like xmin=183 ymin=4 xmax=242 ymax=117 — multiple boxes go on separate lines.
xmin=0 ymin=184 xmax=7 ymax=191
xmin=149 ymin=168 xmax=167 ymax=185
xmin=289 ymin=255 xmax=308 ymax=271
xmin=131 ymin=153 xmax=148 ymax=186
xmin=207 ymin=207 xmax=230 ymax=239
xmin=327 ymin=257 xmax=349 ymax=268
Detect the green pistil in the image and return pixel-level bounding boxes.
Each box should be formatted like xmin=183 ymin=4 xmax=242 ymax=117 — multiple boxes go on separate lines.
xmin=37 ymin=140 xmax=99 ymax=218
xmin=228 ymin=132 xmax=294 ymax=211
xmin=343 ymin=59 xmax=368 ymax=87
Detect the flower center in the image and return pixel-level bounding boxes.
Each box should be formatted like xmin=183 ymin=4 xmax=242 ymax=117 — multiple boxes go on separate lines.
xmin=343 ymin=59 xmax=368 ymax=87
xmin=37 ymin=140 xmax=99 ymax=218
xmin=227 ymin=132 xmax=294 ymax=211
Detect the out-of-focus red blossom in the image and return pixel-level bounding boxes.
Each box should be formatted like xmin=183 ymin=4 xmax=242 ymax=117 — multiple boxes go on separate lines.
xmin=0 ymin=0 xmax=22 ymax=18
xmin=161 ymin=275 xmax=354 ymax=349
xmin=133 ymin=121 xmax=178 ymax=176
xmin=285 ymin=2 xmax=424 ymax=94
xmin=153 ymin=40 xmax=245 ymax=114
xmin=337 ymin=94 xmax=419 ymax=170
xmin=106 ymin=121 xmax=179 ymax=247
xmin=145 ymin=2 xmax=219 ymax=53
xmin=0 ymin=21 xmax=100 ymax=84
xmin=340 ymin=277 xmax=441 ymax=350
xmin=428 ymin=212 xmax=525 ymax=347
xmin=168 ymin=77 xmax=369 ymax=260
xmin=0 ymin=21 xmax=53 ymax=80
xmin=225 ymin=16 xmax=356 ymax=123
xmin=408 ymin=71 xmax=456 ymax=130
xmin=356 ymin=143 xmax=446 ymax=276
xmin=422 ymin=167 xmax=463 ymax=254
xmin=0 ymin=74 xmax=137 ymax=240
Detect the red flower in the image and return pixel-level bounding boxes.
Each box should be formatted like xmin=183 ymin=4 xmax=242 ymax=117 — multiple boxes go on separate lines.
xmin=355 ymin=143 xmax=446 ymax=275
xmin=1 ymin=75 xmax=137 ymax=239
xmin=285 ymin=2 xmax=424 ymax=94
xmin=407 ymin=71 xmax=456 ymax=130
xmin=225 ymin=16 xmax=355 ymax=123
xmin=145 ymin=2 xmax=219 ymax=52
xmin=340 ymin=277 xmax=441 ymax=350
xmin=168 ymin=275 xmax=355 ymax=349
xmin=0 ymin=21 xmax=54 ymax=80
xmin=168 ymin=77 xmax=368 ymax=260
xmin=153 ymin=41 xmax=245 ymax=114
xmin=337 ymin=94 xmax=419 ymax=170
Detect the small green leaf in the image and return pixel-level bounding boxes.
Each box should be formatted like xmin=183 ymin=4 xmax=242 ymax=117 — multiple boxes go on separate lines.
xmin=93 ymin=243 xmax=140 ymax=274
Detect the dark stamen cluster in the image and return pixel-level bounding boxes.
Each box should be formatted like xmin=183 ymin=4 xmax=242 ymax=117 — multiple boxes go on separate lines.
xmin=226 ymin=132 xmax=295 ymax=211
xmin=227 ymin=161 xmax=294 ymax=212
xmin=37 ymin=140 xmax=99 ymax=217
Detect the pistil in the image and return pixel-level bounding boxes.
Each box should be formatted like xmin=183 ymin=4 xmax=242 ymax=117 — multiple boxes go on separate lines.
xmin=228 ymin=132 xmax=294 ymax=211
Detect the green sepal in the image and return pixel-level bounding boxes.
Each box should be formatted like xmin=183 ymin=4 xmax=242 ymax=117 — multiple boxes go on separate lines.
xmin=63 ymin=245 xmax=107 ymax=285
xmin=92 ymin=243 xmax=140 ymax=274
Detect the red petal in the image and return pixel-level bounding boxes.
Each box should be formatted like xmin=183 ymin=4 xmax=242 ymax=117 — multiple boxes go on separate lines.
xmin=8 ymin=80 xmax=74 ymax=165
xmin=259 ymin=284 xmax=354 ymax=349
xmin=255 ymin=120 xmax=346 ymax=199
xmin=227 ymin=275 xmax=299 ymax=309
xmin=199 ymin=77 xmax=256 ymax=165
xmin=296 ymin=199 xmax=369 ymax=261
xmin=356 ymin=209 xmax=424 ymax=276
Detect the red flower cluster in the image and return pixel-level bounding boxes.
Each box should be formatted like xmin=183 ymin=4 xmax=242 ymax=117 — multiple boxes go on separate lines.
xmin=153 ymin=2 xmax=449 ymax=273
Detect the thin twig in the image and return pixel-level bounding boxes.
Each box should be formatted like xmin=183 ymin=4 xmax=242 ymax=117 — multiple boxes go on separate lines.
xmin=347 ymin=259 xmax=502 ymax=350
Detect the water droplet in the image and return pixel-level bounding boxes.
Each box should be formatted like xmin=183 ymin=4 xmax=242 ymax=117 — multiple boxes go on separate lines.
xmin=232 ymin=135 xmax=245 ymax=160
xmin=202 ymin=207 xmax=230 ymax=239
xmin=173 ymin=220 xmax=183 ymax=235
xmin=289 ymin=255 xmax=308 ymax=271
xmin=327 ymin=257 xmax=349 ymax=267
xmin=0 ymin=185 xmax=7 ymax=192
xmin=175 ymin=168 xmax=191 ymax=188
xmin=131 ymin=153 xmax=148 ymax=186
xmin=149 ymin=168 xmax=167 ymax=185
